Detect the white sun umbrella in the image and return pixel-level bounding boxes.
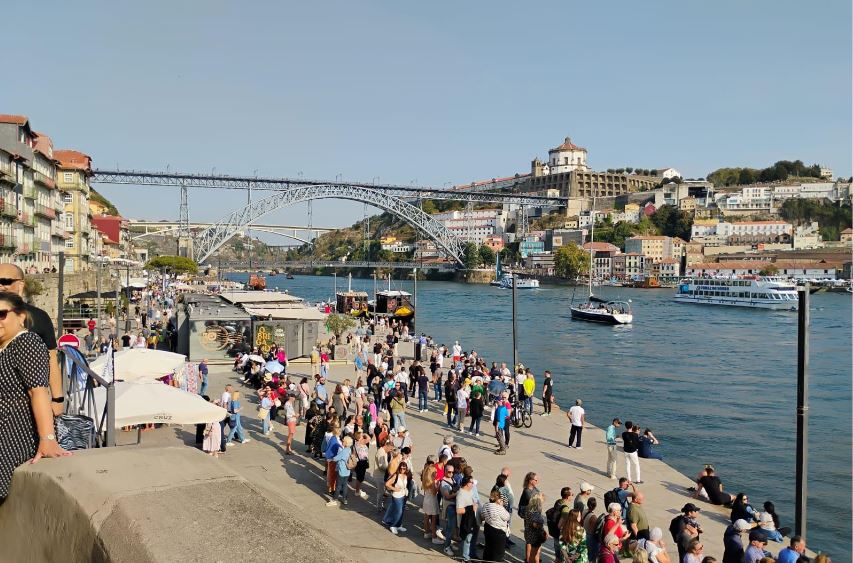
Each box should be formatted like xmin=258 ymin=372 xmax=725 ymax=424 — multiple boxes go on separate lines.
xmin=91 ymin=382 xmax=227 ymax=427
xmin=90 ymin=348 xmax=188 ymax=383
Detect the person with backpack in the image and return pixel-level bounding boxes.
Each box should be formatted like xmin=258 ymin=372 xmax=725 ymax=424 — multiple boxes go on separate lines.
xmin=546 ymin=487 xmax=574 ymax=563
xmin=373 ymin=442 xmax=393 ymax=511
xmin=440 ymin=464 xmax=460 ymax=556
xmin=327 ymin=435 xmax=353 ymax=507
xmin=603 ymin=478 xmax=636 ymax=520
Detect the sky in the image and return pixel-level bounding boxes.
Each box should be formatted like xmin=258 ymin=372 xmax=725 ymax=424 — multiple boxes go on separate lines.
xmin=2 ymin=1 xmax=851 ymax=237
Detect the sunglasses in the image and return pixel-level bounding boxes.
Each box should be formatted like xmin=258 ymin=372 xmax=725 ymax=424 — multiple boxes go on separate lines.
xmin=0 ymin=309 xmax=15 ymax=320
xmin=0 ymin=278 xmax=22 ymax=286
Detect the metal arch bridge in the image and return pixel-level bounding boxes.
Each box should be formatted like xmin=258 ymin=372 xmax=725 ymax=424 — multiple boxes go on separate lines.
xmin=129 ymin=220 xmax=332 ymax=245
xmin=191 ymin=184 xmax=467 ymax=265
xmin=91 ymin=169 xmax=565 ymax=206
xmin=91 ymin=169 xmax=568 ymax=266
xmin=221 ymin=260 xmax=455 ymax=271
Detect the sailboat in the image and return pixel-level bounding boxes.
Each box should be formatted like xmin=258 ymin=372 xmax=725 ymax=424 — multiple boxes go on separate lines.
xmin=569 ymin=200 xmax=633 ymax=324
xmin=490 ymin=253 xmax=504 ymax=286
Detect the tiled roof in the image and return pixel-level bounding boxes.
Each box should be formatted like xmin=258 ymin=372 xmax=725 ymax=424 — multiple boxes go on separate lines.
xmin=582 ymin=242 xmax=620 ymax=252
xmin=549 ymin=137 xmax=587 ymax=153
xmin=54 ymin=149 xmax=92 ymax=170
xmin=0 ymin=114 xmax=29 ymax=125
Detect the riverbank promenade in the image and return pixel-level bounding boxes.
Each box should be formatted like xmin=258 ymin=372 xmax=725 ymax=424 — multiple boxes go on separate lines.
xmin=114 ymin=360 xmax=742 ymax=562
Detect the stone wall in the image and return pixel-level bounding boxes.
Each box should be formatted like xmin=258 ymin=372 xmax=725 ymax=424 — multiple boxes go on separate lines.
xmin=0 ymin=446 xmax=356 ymax=563
xmin=27 ymin=270 xmax=99 ymax=322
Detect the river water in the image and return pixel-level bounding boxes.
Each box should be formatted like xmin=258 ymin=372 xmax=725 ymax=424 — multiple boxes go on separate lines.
xmin=229 ymin=272 xmax=851 ymax=553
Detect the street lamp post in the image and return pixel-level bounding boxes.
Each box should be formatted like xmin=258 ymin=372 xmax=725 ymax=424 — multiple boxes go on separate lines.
xmin=795 ymin=285 xmax=810 ymax=537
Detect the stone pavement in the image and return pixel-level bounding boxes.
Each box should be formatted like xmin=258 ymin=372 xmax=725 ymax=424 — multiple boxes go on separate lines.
xmin=130 ymin=362 xmax=743 ymax=562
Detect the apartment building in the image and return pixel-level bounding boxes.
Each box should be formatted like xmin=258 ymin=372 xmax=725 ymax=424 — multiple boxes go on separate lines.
xmin=55 ymin=150 xmax=93 ymax=272
xmin=432 ymin=209 xmax=507 ymax=244
xmin=625 ymin=235 xmax=673 ymax=261
xmin=0 ymin=115 xmax=69 ymax=271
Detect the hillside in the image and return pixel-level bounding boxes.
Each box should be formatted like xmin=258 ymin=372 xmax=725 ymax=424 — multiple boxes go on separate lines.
xmin=90 ymin=188 xmax=120 ymax=215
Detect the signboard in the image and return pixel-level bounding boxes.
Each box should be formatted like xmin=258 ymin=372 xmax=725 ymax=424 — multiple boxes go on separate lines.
xmin=253 ymin=322 xmax=287 ymax=355
xmin=58 ymin=333 xmax=82 ymax=349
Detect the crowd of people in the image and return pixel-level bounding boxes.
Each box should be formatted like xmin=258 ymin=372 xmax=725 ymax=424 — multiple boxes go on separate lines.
xmin=209 ymin=330 xmax=829 ymax=563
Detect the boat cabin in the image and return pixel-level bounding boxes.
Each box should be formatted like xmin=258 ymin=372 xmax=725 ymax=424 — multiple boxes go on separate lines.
xmin=336 ymin=291 xmax=369 ymax=316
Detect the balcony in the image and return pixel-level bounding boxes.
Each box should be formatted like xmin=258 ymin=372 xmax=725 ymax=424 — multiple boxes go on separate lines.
xmin=22 ymin=185 xmax=36 ymax=199
xmin=0 ymin=234 xmax=16 ymax=250
xmin=35 ymin=204 xmax=56 ymax=220
xmin=33 ymin=171 xmax=56 ymax=190
xmin=0 ymin=199 xmax=16 ymax=219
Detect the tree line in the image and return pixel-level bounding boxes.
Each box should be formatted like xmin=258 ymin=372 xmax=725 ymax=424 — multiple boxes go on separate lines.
xmin=779 ymin=199 xmax=852 ymax=241
xmin=707 ymin=160 xmax=824 ymax=187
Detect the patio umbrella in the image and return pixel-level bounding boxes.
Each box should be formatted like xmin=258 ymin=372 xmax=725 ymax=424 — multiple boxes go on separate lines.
xmin=265 ymin=360 xmax=284 ymax=374
xmin=91 ymin=382 xmax=227 ymax=427
xmin=90 ymin=349 xmax=188 ymax=382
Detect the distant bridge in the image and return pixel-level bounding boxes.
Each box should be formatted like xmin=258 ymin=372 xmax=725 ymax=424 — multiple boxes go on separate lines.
xmin=129 ymin=220 xmax=334 ymax=244
xmin=220 ymin=260 xmax=456 ymax=271
xmin=93 ymin=169 xmax=567 ymax=265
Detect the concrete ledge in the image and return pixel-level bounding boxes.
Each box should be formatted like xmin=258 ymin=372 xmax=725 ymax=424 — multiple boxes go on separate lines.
xmin=0 ymin=446 xmax=355 ymax=563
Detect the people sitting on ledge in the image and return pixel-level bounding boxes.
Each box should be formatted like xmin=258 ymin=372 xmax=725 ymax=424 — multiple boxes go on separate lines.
xmin=637 ymin=428 xmax=663 ymax=460
xmin=693 ymin=465 xmax=734 ymax=506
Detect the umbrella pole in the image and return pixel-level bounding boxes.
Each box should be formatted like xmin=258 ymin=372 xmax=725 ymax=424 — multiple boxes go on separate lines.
xmin=137 ymin=426 xmax=142 ymax=445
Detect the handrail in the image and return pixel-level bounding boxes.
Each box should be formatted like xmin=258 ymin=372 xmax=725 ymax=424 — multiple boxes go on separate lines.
xmin=58 ymin=345 xmax=115 ymax=447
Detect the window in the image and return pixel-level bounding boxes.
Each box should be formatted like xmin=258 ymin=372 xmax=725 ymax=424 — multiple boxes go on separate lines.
xmin=63 ymin=193 xmax=73 ymax=203
xmin=65 ymin=215 xmax=74 ymax=229
xmin=63 ymin=172 xmax=73 ymax=183
xmin=64 ymin=240 xmax=74 ymax=248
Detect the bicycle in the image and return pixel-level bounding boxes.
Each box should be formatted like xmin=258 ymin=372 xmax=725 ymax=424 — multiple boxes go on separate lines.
xmin=510 ymin=400 xmax=532 ymax=428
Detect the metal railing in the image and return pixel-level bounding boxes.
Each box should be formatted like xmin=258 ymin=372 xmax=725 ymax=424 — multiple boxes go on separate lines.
xmin=59 ymin=345 xmax=115 ymax=447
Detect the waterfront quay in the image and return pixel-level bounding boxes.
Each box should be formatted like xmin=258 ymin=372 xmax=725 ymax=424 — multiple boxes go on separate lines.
xmin=104 ymin=361 xmax=742 ymax=561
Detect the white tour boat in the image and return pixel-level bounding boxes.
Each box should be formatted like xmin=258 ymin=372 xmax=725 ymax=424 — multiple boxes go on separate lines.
xmin=674 ymin=276 xmax=799 ymax=310
xmin=499 ymin=274 xmax=540 ymax=289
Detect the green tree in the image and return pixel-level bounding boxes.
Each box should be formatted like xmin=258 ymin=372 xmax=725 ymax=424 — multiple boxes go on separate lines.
xmin=650 ymin=205 xmax=692 ymax=240
xmin=759 ymin=264 xmax=779 ymax=276
xmin=462 ymin=242 xmax=480 ymax=269
xmin=325 ymin=313 xmax=357 ymax=338
xmin=479 ymin=244 xmax=496 ymax=267
xmin=500 ymin=242 xmax=520 ymax=265
xmin=554 ymin=243 xmax=590 ymax=280
xmin=145 ymin=255 xmax=198 ymax=274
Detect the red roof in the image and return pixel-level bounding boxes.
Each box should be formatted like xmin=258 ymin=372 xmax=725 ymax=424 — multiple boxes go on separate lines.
xmin=0 ymin=114 xmax=29 ymax=125
xmin=549 ymin=137 xmax=587 ymax=153
xmin=582 ymin=242 xmax=620 ymax=252
xmin=32 ymin=132 xmax=53 ymax=157
xmin=54 ymin=150 xmax=92 ymax=171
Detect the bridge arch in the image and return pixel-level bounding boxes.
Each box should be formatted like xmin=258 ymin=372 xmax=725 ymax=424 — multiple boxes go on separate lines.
xmin=192 ymin=184 xmax=465 ymax=265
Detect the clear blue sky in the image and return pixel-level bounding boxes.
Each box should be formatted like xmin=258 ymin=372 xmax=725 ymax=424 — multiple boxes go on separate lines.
xmin=3 ymin=1 xmax=851 ymax=231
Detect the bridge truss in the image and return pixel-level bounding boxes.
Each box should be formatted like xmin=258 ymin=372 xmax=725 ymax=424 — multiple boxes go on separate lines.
xmin=91 ymin=169 xmax=565 ymax=206
xmin=91 ymin=169 xmax=568 ymax=267
xmin=191 ymin=184 xmax=467 ymax=265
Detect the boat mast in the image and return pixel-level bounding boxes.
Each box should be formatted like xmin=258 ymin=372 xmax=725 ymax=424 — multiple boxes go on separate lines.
xmin=589 ymin=196 xmax=596 ymax=297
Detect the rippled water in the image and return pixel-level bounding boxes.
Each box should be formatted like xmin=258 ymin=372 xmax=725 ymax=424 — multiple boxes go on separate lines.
xmin=229 ymin=272 xmax=851 ymax=553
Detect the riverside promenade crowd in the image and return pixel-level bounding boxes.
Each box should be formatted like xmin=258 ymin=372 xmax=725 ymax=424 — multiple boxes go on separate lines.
xmin=219 ymin=331 xmax=827 ymax=563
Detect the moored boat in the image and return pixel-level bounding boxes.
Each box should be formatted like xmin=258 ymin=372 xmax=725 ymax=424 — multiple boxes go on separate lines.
xmin=247 ymin=274 xmax=266 ymax=291
xmin=674 ymin=276 xmax=798 ymax=310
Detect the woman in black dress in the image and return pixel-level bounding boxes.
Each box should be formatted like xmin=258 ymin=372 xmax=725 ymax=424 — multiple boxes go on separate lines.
xmin=0 ymin=292 xmax=70 ymax=502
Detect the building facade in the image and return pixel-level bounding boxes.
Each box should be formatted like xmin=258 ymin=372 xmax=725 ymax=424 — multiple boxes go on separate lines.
xmin=55 ymin=150 xmax=93 ymax=272
xmin=0 ymin=115 xmax=73 ymax=272
xmin=625 ymin=236 xmax=673 ymax=262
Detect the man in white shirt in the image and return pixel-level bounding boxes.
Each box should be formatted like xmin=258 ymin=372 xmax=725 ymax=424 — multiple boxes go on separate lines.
xmin=567 ymin=398 xmax=585 ymax=449
xmin=220 ymin=384 xmax=233 ymax=412
xmin=452 ymin=341 xmax=462 ymax=362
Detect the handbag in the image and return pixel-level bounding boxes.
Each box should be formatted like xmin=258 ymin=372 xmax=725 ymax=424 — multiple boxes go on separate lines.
xmin=257 ymin=407 xmax=270 ymax=419
xmin=55 ymin=414 xmax=95 ymax=450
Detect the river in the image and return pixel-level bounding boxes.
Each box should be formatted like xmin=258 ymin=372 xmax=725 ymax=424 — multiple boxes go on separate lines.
xmin=229 ymin=272 xmax=851 ymax=553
